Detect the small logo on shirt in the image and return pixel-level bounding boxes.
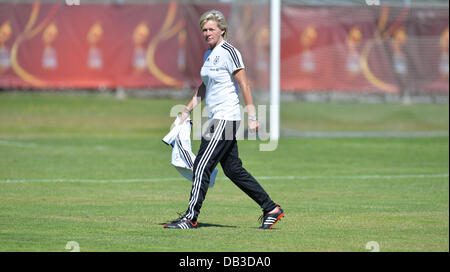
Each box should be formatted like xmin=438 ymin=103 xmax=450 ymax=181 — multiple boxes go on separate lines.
xmin=209 ymin=67 xmax=225 ymax=72
xmin=213 ymin=56 xmax=220 ymax=65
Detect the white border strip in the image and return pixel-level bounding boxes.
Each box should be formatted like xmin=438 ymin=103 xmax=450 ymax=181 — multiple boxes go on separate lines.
xmin=0 ymin=174 xmax=448 ymax=183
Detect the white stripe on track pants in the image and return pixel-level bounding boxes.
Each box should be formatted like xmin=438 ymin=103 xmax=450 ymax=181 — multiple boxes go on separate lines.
xmin=185 ymin=119 xmax=277 ymax=222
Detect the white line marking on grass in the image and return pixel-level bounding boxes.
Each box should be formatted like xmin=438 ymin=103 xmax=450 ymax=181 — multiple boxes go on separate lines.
xmin=0 ymin=140 xmax=38 ymax=148
xmin=281 ymin=129 xmax=449 ymax=138
xmin=0 ymin=174 xmax=448 ymax=183
xmin=0 ymin=140 xmax=109 ymax=151
xmin=0 ymin=178 xmax=187 ymax=183
xmin=256 ymin=174 xmax=450 ymax=180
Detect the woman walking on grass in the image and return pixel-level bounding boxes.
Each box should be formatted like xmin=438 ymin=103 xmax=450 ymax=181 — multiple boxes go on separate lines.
xmin=163 ymin=10 xmax=284 ymax=230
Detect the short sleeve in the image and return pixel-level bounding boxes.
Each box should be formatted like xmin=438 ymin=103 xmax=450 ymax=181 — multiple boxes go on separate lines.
xmin=222 ymin=43 xmax=245 ymax=74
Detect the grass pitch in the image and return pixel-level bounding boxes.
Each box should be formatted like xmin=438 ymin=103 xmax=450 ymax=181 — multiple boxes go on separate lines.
xmin=0 ymin=93 xmax=448 ymax=251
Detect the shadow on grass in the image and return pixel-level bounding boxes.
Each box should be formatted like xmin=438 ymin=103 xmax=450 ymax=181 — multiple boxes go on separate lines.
xmin=198 ymin=222 xmax=237 ymax=228
xmin=158 ymin=222 xmax=237 ymax=228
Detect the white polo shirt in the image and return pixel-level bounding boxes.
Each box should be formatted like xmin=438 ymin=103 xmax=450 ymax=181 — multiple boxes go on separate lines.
xmin=200 ymin=40 xmax=244 ymax=121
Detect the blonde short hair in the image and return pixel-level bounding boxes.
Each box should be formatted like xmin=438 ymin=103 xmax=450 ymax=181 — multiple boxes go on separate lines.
xmin=199 ymin=10 xmax=228 ymax=39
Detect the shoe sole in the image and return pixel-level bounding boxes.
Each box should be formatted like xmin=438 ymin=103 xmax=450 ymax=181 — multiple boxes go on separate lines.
xmin=163 ymin=225 xmax=197 ymax=229
xmin=163 ymin=222 xmax=198 ymax=229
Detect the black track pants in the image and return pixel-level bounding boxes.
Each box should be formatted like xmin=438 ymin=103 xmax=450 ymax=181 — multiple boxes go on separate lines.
xmin=185 ymin=119 xmax=277 ymax=222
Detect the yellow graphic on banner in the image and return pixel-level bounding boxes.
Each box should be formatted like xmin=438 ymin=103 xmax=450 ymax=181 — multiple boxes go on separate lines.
xmin=134 ymin=23 xmax=150 ymax=45
xmin=177 ymin=29 xmax=187 ymax=72
xmin=133 ymin=22 xmax=150 ymax=72
xmin=360 ymin=6 xmax=410 ymax=93
xmin=234 ymin=3 xmax=255 ymax=43
xmin=87 ymin=23 xmax=103 ymax=70
xmin=10 ymin=1 xmax=58 ymax=87
xmin=146 ymin=2 xmax=185 ymax=87
xmin=42 ymin=22 xmax=57 ymax=45
xmin=42 ymin=22 xmax=58 ymax=70
xmin=255 ymin=27 xmax=269 ymax=73
xmin=391 ymin=27 xmax=408 ymax=75
xmin=346 ymin=26 xmax=363 ymax=75
xmin=300 ymin=26 xmax=317 ymax=73
xmin=0 ymin=21 xmax=12 ymax=45
xmin=440 ymin=28 xmax=449 ymax=79
xmin=0 ymin=21 xmax=12 ymax=74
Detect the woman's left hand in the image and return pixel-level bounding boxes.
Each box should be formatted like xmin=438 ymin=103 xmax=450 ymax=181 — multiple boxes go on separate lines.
xmin=248 ymin=119 xmax=259 ymax=134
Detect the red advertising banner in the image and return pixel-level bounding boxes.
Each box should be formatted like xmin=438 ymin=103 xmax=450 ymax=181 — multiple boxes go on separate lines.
xmin=0 ymin=1 xmax=448 ymax=94
xmin=0 ymin=1 xmax=229 ymax=89
xmin=278 ymin=5 xmax=449 ymax=94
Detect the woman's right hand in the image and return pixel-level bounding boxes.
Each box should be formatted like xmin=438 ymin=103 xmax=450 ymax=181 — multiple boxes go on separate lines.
xmin=178 ymin=109 xmax=190 ymax=125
